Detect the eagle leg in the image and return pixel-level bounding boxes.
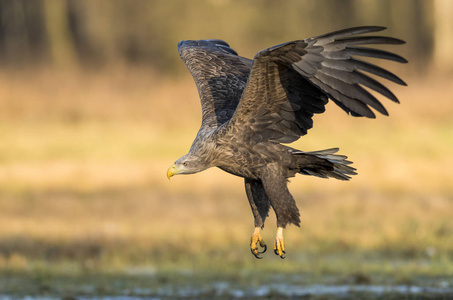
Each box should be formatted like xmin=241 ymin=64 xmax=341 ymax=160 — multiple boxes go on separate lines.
xmin=250 ymin=227 xmax=267 ymax=259
xmin=273 ymin=227 xmax=286 ymax=259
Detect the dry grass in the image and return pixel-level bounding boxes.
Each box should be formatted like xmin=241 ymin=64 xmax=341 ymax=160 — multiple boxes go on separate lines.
xmin=0 ymin=68 xmax=452 ymax=282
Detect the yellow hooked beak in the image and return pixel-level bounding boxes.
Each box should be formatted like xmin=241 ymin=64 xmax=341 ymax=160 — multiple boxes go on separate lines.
xmin=167 ymin=164 xmax=179 ymax=180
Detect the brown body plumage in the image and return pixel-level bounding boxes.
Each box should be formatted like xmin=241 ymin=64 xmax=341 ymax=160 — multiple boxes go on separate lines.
xmin=167 ymin=27 xmax=406 ymax=258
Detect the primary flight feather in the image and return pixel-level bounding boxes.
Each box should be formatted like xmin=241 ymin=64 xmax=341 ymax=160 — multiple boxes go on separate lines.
xmin=167 ymin=26 xmax=406 ymax=259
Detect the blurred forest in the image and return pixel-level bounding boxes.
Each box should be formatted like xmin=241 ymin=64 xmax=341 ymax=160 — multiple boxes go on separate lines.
xmin=0 ymin=0 xmax=452 ymax=74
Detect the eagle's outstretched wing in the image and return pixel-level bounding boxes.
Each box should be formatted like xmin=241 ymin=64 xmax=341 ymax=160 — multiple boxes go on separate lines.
xmin=228 ymin=26 xmax=407 ymax=144
xmin=178 ymin=40 xmax=252 ymax=130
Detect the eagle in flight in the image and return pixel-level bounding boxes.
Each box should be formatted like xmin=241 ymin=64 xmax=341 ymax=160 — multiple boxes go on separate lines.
xmin=167 ymin=26 xmax=406 ymax=259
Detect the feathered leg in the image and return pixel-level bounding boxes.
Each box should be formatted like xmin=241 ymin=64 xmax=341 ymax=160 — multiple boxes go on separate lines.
xmin=260 ymin=163 xmax=300 ymax=259
xmin=244 ymin=178 xmax=270 ymax=258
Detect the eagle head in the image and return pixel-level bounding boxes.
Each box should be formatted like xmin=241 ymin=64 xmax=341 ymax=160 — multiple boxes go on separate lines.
xmin=167 ymin=154 xmax=210 ymax=179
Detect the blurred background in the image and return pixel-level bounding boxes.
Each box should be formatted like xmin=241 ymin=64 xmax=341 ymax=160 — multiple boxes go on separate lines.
xmin=0 ymin=0 xmax=452 ymax=297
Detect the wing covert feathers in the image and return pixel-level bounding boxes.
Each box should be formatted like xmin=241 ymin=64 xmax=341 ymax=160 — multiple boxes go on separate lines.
xmin=228 ymin=26 xmax=406 ymax=143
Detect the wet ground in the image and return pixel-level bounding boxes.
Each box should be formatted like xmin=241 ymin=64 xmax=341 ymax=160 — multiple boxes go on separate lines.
xmin=1 ymin=283 xmax=452 ymax=299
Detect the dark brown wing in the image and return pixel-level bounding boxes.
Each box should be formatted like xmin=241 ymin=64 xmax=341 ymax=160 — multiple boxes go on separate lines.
xmin=178 ymin=40 xmax=252 ymax=130
xmin=228 ymin=26 xmax=407 ymax=144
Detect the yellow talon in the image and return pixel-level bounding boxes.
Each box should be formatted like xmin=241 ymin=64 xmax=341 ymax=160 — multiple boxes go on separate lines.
xmin=273 ymin=227 xmax=286 ymax=259
xmin=250 ymin=227 xmax=267 ymax=258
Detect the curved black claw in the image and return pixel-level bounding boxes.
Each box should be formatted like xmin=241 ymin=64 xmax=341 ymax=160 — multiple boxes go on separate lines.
xmin=251 ymin=248 xmax=263 ymax=259
xmin=251 ymin=244 xmax=267 ymax=259
xmin=274 ymin=249 xmax=286 ymax=259
xmin=280 ymin=251 xmax=286 ymax=259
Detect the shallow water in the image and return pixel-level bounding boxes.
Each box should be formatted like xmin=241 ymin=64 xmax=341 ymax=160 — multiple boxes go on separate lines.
xmin=2 ymin=283 xmax=452 ymax=299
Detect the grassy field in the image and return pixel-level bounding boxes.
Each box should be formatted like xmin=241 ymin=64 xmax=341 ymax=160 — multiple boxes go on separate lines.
xmin=0 ymin=68 xmax=452 ymax=298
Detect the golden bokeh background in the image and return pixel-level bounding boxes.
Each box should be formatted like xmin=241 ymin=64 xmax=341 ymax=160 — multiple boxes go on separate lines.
xmin=0 ymin=0 xmax=452 ymax=296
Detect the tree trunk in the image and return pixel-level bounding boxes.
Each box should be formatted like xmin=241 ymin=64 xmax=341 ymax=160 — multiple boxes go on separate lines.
xmin=433 ymin=0 xmax=453 ymax=73
xmin=43 ymin=0 xmax=76 ymax=67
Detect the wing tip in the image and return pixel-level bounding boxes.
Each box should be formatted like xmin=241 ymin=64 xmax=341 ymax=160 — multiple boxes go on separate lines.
xmin=338 ymin=25 xmax=388 ymax=33
xmin=395 ymin=39 xmax=406 ymax=45
xmin=361 ymin=25 xmax=387 ymax=31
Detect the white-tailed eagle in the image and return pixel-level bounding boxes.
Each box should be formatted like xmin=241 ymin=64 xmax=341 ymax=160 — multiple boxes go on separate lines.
xmin=167 ymin=26 xmax=406 ymax=259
